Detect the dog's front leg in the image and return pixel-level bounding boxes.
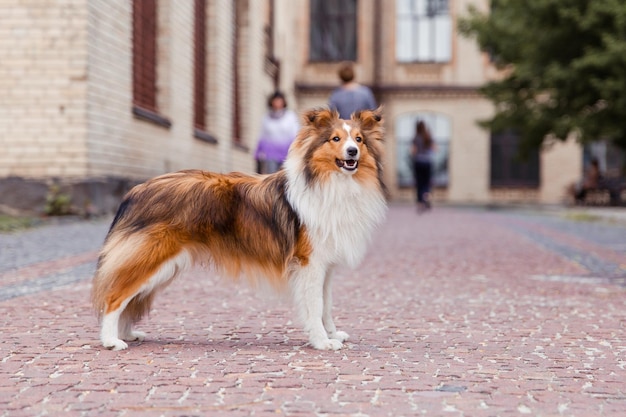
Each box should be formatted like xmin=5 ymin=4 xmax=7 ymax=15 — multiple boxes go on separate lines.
xmin=293 ymin=264 xmax=343 ymax=350
xmin=322 ymin=268 xmax=349 ymax=343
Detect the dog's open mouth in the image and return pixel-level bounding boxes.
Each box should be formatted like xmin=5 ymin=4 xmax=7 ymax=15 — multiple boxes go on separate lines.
xmin=336 ymin=159 xmax=358 ymax=171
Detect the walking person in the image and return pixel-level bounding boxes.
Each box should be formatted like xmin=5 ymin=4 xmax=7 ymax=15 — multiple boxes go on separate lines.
xmin=411 ymin=120 xmax=435 ymax=212
xmin=328 ymin=62 xmax=377 ymax=119
xmin=254 ymin=91 xmax=300 ymax=174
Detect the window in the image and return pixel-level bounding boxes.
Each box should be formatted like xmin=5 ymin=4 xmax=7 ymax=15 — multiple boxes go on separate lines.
xmin=132 ymin=0 xmax=170 ymax=127
xmin=396 ymin=113 xmax=450 ymax=188
xmin=490 ymin=131 xmax=540 ymax=187
xmin=309 ymin=0 xmax=357 ymax=62
xmin=396 ymin=0 xmax=451 ymax=63
xmin=193 ymin=0 xmax=207 ymax=131
xmin=132 ymin=0 xmax=157 ymax=111
xmin=232 ymin=0 xmax=242 ymax=145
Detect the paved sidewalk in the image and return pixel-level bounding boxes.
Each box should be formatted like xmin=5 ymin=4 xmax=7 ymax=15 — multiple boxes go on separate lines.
xmin=0 ymin=205 xmax=625 ymax=416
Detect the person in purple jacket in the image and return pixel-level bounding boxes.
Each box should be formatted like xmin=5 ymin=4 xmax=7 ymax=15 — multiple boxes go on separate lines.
xmin=328 ymin=62 xmax=377 ymax=120
xmin=254 ymin=91 xmax=300 ymax=174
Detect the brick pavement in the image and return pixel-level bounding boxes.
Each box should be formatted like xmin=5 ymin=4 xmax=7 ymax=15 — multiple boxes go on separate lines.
xmin=0 ymin=205 xmax=625 ymax=416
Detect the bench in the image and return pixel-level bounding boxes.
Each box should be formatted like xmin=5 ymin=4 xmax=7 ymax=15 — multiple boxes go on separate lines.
xmin=576 ymin=177 xmax=626 ymax=206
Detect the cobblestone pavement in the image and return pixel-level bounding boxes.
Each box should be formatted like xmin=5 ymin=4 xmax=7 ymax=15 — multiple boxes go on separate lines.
xmin=1 ymin=205 xmax=625 ymax=416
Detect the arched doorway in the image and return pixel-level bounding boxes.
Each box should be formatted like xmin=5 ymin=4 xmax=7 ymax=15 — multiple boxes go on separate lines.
xmin=396 ymin=112 xmax=451 ymax=188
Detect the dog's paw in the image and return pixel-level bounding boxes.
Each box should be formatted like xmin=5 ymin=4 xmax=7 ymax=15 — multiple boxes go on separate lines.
xmin=330 ymin=330 xmax=349 ymax=342
xmin=310 ymin=337 xmax=344 ymax=351
xmin=122 ymin=330 xmax=146 ymax=342
xmin=102 ymin=338 xmax=128 ymax=351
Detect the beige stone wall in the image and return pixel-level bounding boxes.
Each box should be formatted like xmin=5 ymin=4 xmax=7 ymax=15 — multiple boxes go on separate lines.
xmin=1 ymin=0 xmax=280 ymax=184
xmin=206 ymin=0 xmax=236 ymax=172
xmin=235 ymin=0 xmax=277 ymax=173
xmin=86 ymin=1 xmax=139 ymax=178
xmin=207 ymin=0 xmax=274 ymax=174
xmin=445 ymin=97 xmax=493 ymax=203
xmin=85 ymin=0 xmax=262 ymax=181
xmin=0 ymin=0 xmax=89 ymax=178
xmin=274 ymin=0 xmax=304 ymax=109
xmin=540 ymin=138 xmax=582 ymax=204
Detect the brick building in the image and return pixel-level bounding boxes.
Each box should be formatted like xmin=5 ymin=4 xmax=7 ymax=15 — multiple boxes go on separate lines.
xmin=0 ymin=0 xmax=584 ymax=215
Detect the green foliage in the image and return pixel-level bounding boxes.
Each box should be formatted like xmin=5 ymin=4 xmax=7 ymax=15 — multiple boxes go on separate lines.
xmin=0 ymin=215 xmax=35 ymax=233
xmin=459 ymin=0 xmax=626 ymax=155
xmin=45 ymin=184 xmax=72 ymax=216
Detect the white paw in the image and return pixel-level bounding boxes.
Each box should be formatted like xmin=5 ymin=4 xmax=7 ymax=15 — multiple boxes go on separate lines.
xmin=122 ymin=330 xmax=146 ymax=342
xmin=330 ymin=330 xmax=349 ymax=342
xmin=102 ymin=338 xmax=128 ymax=351
xmin=311 ymin=337 xmax=344 ymax=351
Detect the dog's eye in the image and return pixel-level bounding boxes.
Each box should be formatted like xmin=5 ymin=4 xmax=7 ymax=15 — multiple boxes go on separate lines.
xmin=331 ymin=136 xmax=340 ymax=142
xmin=356 ymin=136 xmax=362 ymax=143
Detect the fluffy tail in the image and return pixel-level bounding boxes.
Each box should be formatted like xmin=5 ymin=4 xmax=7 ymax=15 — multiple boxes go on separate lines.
xmin=92 ymin=226 xmax=185 ymax=322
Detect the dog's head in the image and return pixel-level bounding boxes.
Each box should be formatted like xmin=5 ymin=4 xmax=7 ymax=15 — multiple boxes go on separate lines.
xmin=287 ymin=107 xmax=385 ymax=188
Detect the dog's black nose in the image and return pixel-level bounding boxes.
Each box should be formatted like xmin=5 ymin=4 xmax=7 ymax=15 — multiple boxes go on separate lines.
xmin=347 ymin=147 xmax=358 ymax=157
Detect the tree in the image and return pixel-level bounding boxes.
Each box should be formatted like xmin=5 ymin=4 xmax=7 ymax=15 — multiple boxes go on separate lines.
xmin=459 ymin=0 xmax=626 ymax=156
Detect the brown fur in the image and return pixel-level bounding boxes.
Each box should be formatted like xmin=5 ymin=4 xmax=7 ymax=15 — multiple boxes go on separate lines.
xmin=92 ymin=170 xmax=312 ymax=320
xmin=91 ymin=107 xmax=385 ymax=348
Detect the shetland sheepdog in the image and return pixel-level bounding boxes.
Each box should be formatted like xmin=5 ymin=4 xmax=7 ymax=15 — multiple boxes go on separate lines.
xmin=92 ymin=108 xmax=387 ymax=351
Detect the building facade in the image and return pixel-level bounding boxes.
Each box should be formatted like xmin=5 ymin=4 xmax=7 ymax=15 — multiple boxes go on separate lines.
xmin=293 ymin=0 xmax=582 ymax=204
xmin=0 ymin=0 xmax=283 ymax=214
xmin=0 ymin=0 xmax=583 ymax=215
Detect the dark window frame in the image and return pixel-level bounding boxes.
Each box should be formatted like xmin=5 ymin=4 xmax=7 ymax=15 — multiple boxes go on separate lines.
xmin=490 ymin=130 xmax=540 ymax=188
xmin=193 ymin=0 xmax=207 ymax=131
xmin=192 ymin=0 xmax=218 ymax=143
xmin=309 ymin=0 xmax=358 ymax=62
xmin=132 ymin=0 xmax=171 ymax=128
xmin=232 ymin=0 xmax=242 ymax=146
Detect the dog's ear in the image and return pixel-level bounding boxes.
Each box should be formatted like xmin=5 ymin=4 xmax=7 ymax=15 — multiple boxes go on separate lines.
xmin=353 ymin=106 xmax=384 ymax=137
xmin=303 ymin=108 xmax=338 ymax=129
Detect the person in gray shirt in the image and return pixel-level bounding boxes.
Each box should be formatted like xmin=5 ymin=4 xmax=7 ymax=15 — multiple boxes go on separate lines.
xmin=329 ymin=62 xmax=377 ymax=119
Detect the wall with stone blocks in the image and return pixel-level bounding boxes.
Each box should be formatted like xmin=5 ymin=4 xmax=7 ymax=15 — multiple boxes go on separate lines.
xmin=0 ymin=0 xmax=90 ymax=178
xmin=1 ymin=0 xmax=277 ymax=214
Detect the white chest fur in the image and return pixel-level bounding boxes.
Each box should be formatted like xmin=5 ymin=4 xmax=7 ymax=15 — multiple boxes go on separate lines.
xmin=286 ymin=168 xmax=387 ymax=267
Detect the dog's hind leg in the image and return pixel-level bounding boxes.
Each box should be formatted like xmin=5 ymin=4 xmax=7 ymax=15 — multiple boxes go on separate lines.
xmin=100 ymin=297 xmax=135 ymax=350
xmin=118 ymin=292 xmax=155 ymax=342
xmin=119 ymin=318 xmax=146 ymax=343
xmin=99 ymin=250 xmax=192 ymax=350
xmin=292 ymin=264 xmax=343 ymax=350
xmin=100 ymin=284 xmax=153 ymax=350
